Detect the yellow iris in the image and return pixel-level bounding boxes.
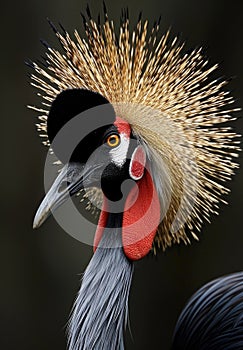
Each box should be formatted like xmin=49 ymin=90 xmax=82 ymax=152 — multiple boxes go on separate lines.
xmin=107 ymin=134 xmax=120 ymax=147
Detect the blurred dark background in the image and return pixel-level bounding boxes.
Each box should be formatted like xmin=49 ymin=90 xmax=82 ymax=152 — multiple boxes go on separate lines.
xmin=1 ymin=0 xmax=242 ymax=349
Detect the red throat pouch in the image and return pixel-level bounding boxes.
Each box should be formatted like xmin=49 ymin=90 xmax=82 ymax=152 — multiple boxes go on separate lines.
xmin=93 ymin=170 xmax=160 ymax=261
xmin=122 ymin=169 xmax=160 ymax=260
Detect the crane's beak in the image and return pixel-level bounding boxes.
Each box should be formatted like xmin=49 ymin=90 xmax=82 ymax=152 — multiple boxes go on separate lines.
xmin=33 ymin=162 xmax=100 ymax=229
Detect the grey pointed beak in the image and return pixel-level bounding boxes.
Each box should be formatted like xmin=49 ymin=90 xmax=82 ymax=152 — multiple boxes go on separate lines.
xmin=33 ymin=162 xmax=99 ymax=229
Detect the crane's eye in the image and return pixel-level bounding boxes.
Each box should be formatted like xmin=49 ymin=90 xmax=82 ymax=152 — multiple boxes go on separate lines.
xmin=106 ymin=134 xmax=120 ymax=147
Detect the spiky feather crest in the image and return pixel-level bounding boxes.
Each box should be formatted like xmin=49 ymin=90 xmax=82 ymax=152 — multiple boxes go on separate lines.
xmin=29 ymin=7 xmax=240 ymax=251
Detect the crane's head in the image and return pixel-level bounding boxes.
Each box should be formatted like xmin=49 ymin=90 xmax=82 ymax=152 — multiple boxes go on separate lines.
xmin=33 ymin=88 xmax=160 ymax=260
xmin=30 ymin=13 xmax=240 ymax=259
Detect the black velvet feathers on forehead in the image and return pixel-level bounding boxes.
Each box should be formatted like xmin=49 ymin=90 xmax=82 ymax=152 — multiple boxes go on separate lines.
xmin=47 ymin=89 xmax=115 ymax=143
xmin=47 ymin=89 xmax=116 ymax=163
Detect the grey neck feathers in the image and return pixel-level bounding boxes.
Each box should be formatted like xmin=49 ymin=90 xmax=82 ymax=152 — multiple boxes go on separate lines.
xmin=67 ymin=213 xmax=134 ymax=350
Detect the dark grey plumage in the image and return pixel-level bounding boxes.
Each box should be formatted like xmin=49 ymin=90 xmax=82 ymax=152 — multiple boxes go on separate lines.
xmin=172 ymin=272 xmax=243 ymax=350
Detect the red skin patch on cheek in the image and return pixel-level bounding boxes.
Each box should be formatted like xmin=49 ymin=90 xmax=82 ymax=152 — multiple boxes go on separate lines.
xmin=130 ymin=146 xmax=146 ymax=180
xmin=114 ymin=117 xmax=131 ymax=138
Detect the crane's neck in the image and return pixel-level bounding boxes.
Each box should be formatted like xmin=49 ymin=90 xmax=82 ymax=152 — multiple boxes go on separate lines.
xmin=68 ymin=211 xmax=133 ymax=350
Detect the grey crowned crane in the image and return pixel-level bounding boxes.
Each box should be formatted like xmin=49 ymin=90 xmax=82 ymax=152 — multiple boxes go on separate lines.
xmin=29 ymin=6 xmax=241 ymax=350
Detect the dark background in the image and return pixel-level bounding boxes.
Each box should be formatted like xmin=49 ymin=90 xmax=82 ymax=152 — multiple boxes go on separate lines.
xmin=1 ymin=0 xmax=242 ymax=349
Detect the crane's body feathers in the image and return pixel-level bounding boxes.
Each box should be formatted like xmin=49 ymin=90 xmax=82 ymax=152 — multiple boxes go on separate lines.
xmin=172 ymin=272 xmax=243 ymax=349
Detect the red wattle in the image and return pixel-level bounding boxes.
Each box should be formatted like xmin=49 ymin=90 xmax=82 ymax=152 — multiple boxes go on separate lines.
xmin=93 ymin=170 xmax=160 ymax=260
xmin=122 ymin=170 xmax=160 ymax=260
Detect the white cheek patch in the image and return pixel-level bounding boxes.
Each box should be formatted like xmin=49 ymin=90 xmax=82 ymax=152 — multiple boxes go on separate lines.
xmin=109 ymin=133 xmax=130 ymax=168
